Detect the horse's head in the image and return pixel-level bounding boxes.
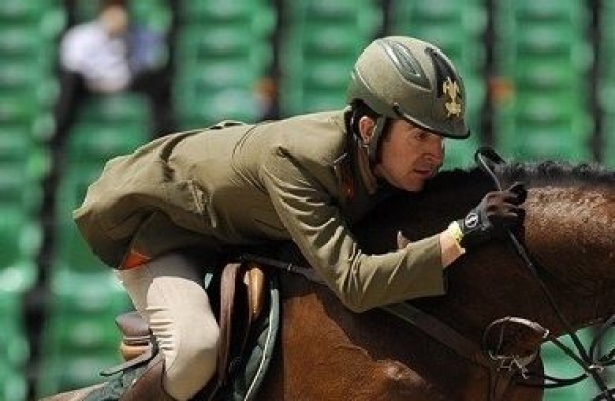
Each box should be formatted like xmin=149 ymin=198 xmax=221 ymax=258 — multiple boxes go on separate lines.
xmin=357 ymin=161 xmax=615 ymax=336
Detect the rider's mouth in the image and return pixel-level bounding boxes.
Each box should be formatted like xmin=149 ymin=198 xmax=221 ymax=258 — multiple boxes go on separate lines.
xmin=414 ymin=169 xmax=435 ymax=179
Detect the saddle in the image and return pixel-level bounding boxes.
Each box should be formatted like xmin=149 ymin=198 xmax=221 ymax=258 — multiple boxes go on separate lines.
xmin=113 ymin=262 xmax=269 ymax=389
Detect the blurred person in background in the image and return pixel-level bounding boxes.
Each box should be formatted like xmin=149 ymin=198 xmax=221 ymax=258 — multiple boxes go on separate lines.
xmin=46 ymin=36 xmax=525 ymax=400
xmin=53 ymin=0 xmax=176 ymax=143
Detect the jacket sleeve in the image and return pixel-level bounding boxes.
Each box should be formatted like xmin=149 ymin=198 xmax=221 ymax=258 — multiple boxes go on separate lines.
xmin=260 ymin=148 xmax=446 ymax=313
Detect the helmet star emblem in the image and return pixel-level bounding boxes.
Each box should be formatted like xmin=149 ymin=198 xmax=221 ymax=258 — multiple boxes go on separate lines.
xmin=443 ymin=77 xmax=462 ymax=118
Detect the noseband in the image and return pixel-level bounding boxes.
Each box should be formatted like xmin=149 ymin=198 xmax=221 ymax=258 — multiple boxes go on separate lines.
xmin=476 ymin=147 xmax=615 ymax=401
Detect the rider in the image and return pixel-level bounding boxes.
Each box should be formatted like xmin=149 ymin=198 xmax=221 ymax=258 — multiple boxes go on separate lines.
xmin=70 ymin=36 xmax=526 ymax=400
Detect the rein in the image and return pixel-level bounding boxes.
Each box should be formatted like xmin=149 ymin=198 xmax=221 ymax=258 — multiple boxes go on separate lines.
xmin=476 ymin=147 xmax=615 ymax=401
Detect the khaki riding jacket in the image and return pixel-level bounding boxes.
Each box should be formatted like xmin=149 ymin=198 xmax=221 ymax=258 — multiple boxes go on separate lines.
xmin=74 ymin=110 xmax=445 ymax=312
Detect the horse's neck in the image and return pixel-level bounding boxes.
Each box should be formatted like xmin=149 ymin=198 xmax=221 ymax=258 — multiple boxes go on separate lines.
xmin=521 ymin=185 xmax=615 ymax=333
xmin=359 ymin=168 xmax=615 ymax=346
xmin=429 ymin=184 xmax=615 ymax=342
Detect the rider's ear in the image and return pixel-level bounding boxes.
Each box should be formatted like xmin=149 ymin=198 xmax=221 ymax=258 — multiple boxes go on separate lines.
xmin=358 ymin=116 xmax=376 ymax=145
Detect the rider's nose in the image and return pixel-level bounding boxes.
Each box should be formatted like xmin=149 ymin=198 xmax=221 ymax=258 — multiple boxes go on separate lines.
xmin=426 ymin=138 xmax=444 ymax=165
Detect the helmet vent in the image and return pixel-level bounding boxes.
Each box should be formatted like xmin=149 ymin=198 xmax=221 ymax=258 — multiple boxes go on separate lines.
xmin=426 ymin=47 xmax=460 ymax=99
xmin=378 ymin=38 xmax=430 ymax=90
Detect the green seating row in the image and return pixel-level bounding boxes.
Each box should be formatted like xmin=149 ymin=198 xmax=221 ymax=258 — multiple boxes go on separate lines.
xmin=179 ymin=0 xmax=276 ymax=32
xmin=279 ymin=0 xmax=380 ymax=115
xmin=37 ymin=270 xmax=131 ymax=397
xmin=0 ymin=291 xmax=29 ymax=399
xmin=0 ymin=291 xmax=29 ymax=366
xmin=601 ymin=112 xmax=615 ymax=168
xmin=72 ymin=0 xmax=171 ymax=32
xmin=492 ymin=0 xmax=592 ymax=163
xmin=0 ymin=207 xmax=41 ymax=293
xmin=508 ymin=0 xmax=588 ymax=25
xmin=0 ymin=364 xmax=27 ymax=401
xmin=0 ymin=0 xmax=62 ymax=22
xmin=75 ymin=94 xmax=149 ymax=125
xmin=174 ymin=1 xmax=275 ymax=127
xmin=36 ymin=353 xmax=121 ymax=398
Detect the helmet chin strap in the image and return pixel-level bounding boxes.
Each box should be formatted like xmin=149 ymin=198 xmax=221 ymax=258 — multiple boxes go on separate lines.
xmin=365 ymin=115 xmax=387 ymax=164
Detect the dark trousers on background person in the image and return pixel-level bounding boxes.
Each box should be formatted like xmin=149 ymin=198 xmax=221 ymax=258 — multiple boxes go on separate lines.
xmin=53 ymin=68 xmax=177 ymax=149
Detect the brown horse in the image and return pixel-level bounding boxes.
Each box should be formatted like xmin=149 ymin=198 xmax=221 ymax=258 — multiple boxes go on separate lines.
xmin=256 ymin=161 xmax=615 ymax=400
xmin=42 ymin=160 xmax=615 ymax=400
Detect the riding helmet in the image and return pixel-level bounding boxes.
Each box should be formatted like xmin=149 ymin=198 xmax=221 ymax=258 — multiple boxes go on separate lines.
xmin=348 ymin=36 xmax=470 ymax=162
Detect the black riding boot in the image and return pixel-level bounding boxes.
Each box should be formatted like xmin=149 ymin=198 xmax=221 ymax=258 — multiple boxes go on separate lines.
xmin=119 ymin=354 xmax=177 ymax=401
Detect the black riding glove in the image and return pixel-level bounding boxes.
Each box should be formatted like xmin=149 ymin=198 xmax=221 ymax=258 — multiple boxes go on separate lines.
xmin=454 ymin=182 xmax=527 ymax=250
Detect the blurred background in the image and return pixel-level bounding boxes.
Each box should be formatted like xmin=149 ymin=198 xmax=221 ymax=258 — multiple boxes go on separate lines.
xmin=0 ymin=0 xmax=611 ymax=399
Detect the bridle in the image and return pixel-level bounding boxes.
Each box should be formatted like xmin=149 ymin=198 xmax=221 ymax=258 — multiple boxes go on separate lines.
xmin=476 ymin=147 xmax=615 ymax=401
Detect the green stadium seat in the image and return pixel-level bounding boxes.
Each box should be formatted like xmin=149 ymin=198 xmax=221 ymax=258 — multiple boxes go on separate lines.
xmin=38 ymin=270 xmax=132 ymax=397
xmin=299 ymin=91 xmax=346 ymax=114
xmin=72 ymin=0 xmax=169 ymax=32
xmin=601 ymin=112 xmax=615 ymax=167
xmin=280 ymin=0 xmax=380 ymax=115
xmin=53 ymin=221 xmax=108 ymax=274
xmin=36 ymin=353 xmax=121 ymax=398
xmin=299 ymin=27 xmax=368 ymax=59
xmin=0 ymin=364 xmax=27 ymax=401
xmin=0 ymin=60 xmax=54 ymax=93
xmin=130 ymin=0 xmax=172 ymax=33
xmin=40 ymin=270 xmax=131 ymax=366
xmin=44 ymin=314 xmax=121 ymax=353
xmin=180 ymin=1 xmax=276 ymax=35
xmin=514 ymin=90 xmax=588 ymax=124
xmin=287 ymin=0 xmax=381 ymax=30
xmin=0 ymin=93 xmax=41 ymax=124
xmin=515 ymin=0 xmax=586 ymax=25
xmin=0 ymin=207 xmax=40 ymax=293
xmin=0 ymin=131 xmax=30 ymax=162
xmin=0 ymin=290 xmax=29 ymax=368
xmin=77 ymin=94 xmax=149 ymax=125
xmin=0 ymin=129 xmax=50 ymax=180
xmin=302 ymin=59 xmax=353 ymax=90
xmin=47 ymin=270 xmax=130 ymax=322
xmin=0 ymin=165 xmax=42 ymax=213
xmin=443 ymin=136 xmax=481 ymax=170
xmin=391 ymin=0 xmax=486 ymax=32
xmin=493 ymin=0 xmax=593 ymax=165
xmin=0 ymin=26 xmax=53 ymax=62
xmin=177 ymin=27 xmax=272 ymax=69
xmin=67 ymin=123 xmax=148 ymax=165
xmin=53 ymin=168 xmax=111 ymax=273
xmin=174 ymin=0 xmax=275 ymax=128
xmin=0 ymin=2 xmax=47 ymax=21
xmin=178 ymin=88 xmax=260 ymax=126
xmin=497 ymin=122 xmax=591 ymax=162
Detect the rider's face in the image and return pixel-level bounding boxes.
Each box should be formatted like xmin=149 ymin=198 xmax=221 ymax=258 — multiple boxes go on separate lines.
xmin=374 ymin=119 xmax=444 ymax=192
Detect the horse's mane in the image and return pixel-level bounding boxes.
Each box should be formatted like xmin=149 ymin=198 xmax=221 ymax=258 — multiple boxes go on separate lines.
xmin=425 ymin=161 xmax=615 ymax=192
xmin=499 ymin=161 xmax=615 ymax=188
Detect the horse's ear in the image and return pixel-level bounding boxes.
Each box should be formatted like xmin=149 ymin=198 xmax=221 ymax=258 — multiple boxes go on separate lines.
xmin=397 ymin=231 xmax=411 ymax=249
xmin=475 ymin=147 xmax=507 ymax=190
xmin=475 ymin=146 xmax=506 ymax=168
